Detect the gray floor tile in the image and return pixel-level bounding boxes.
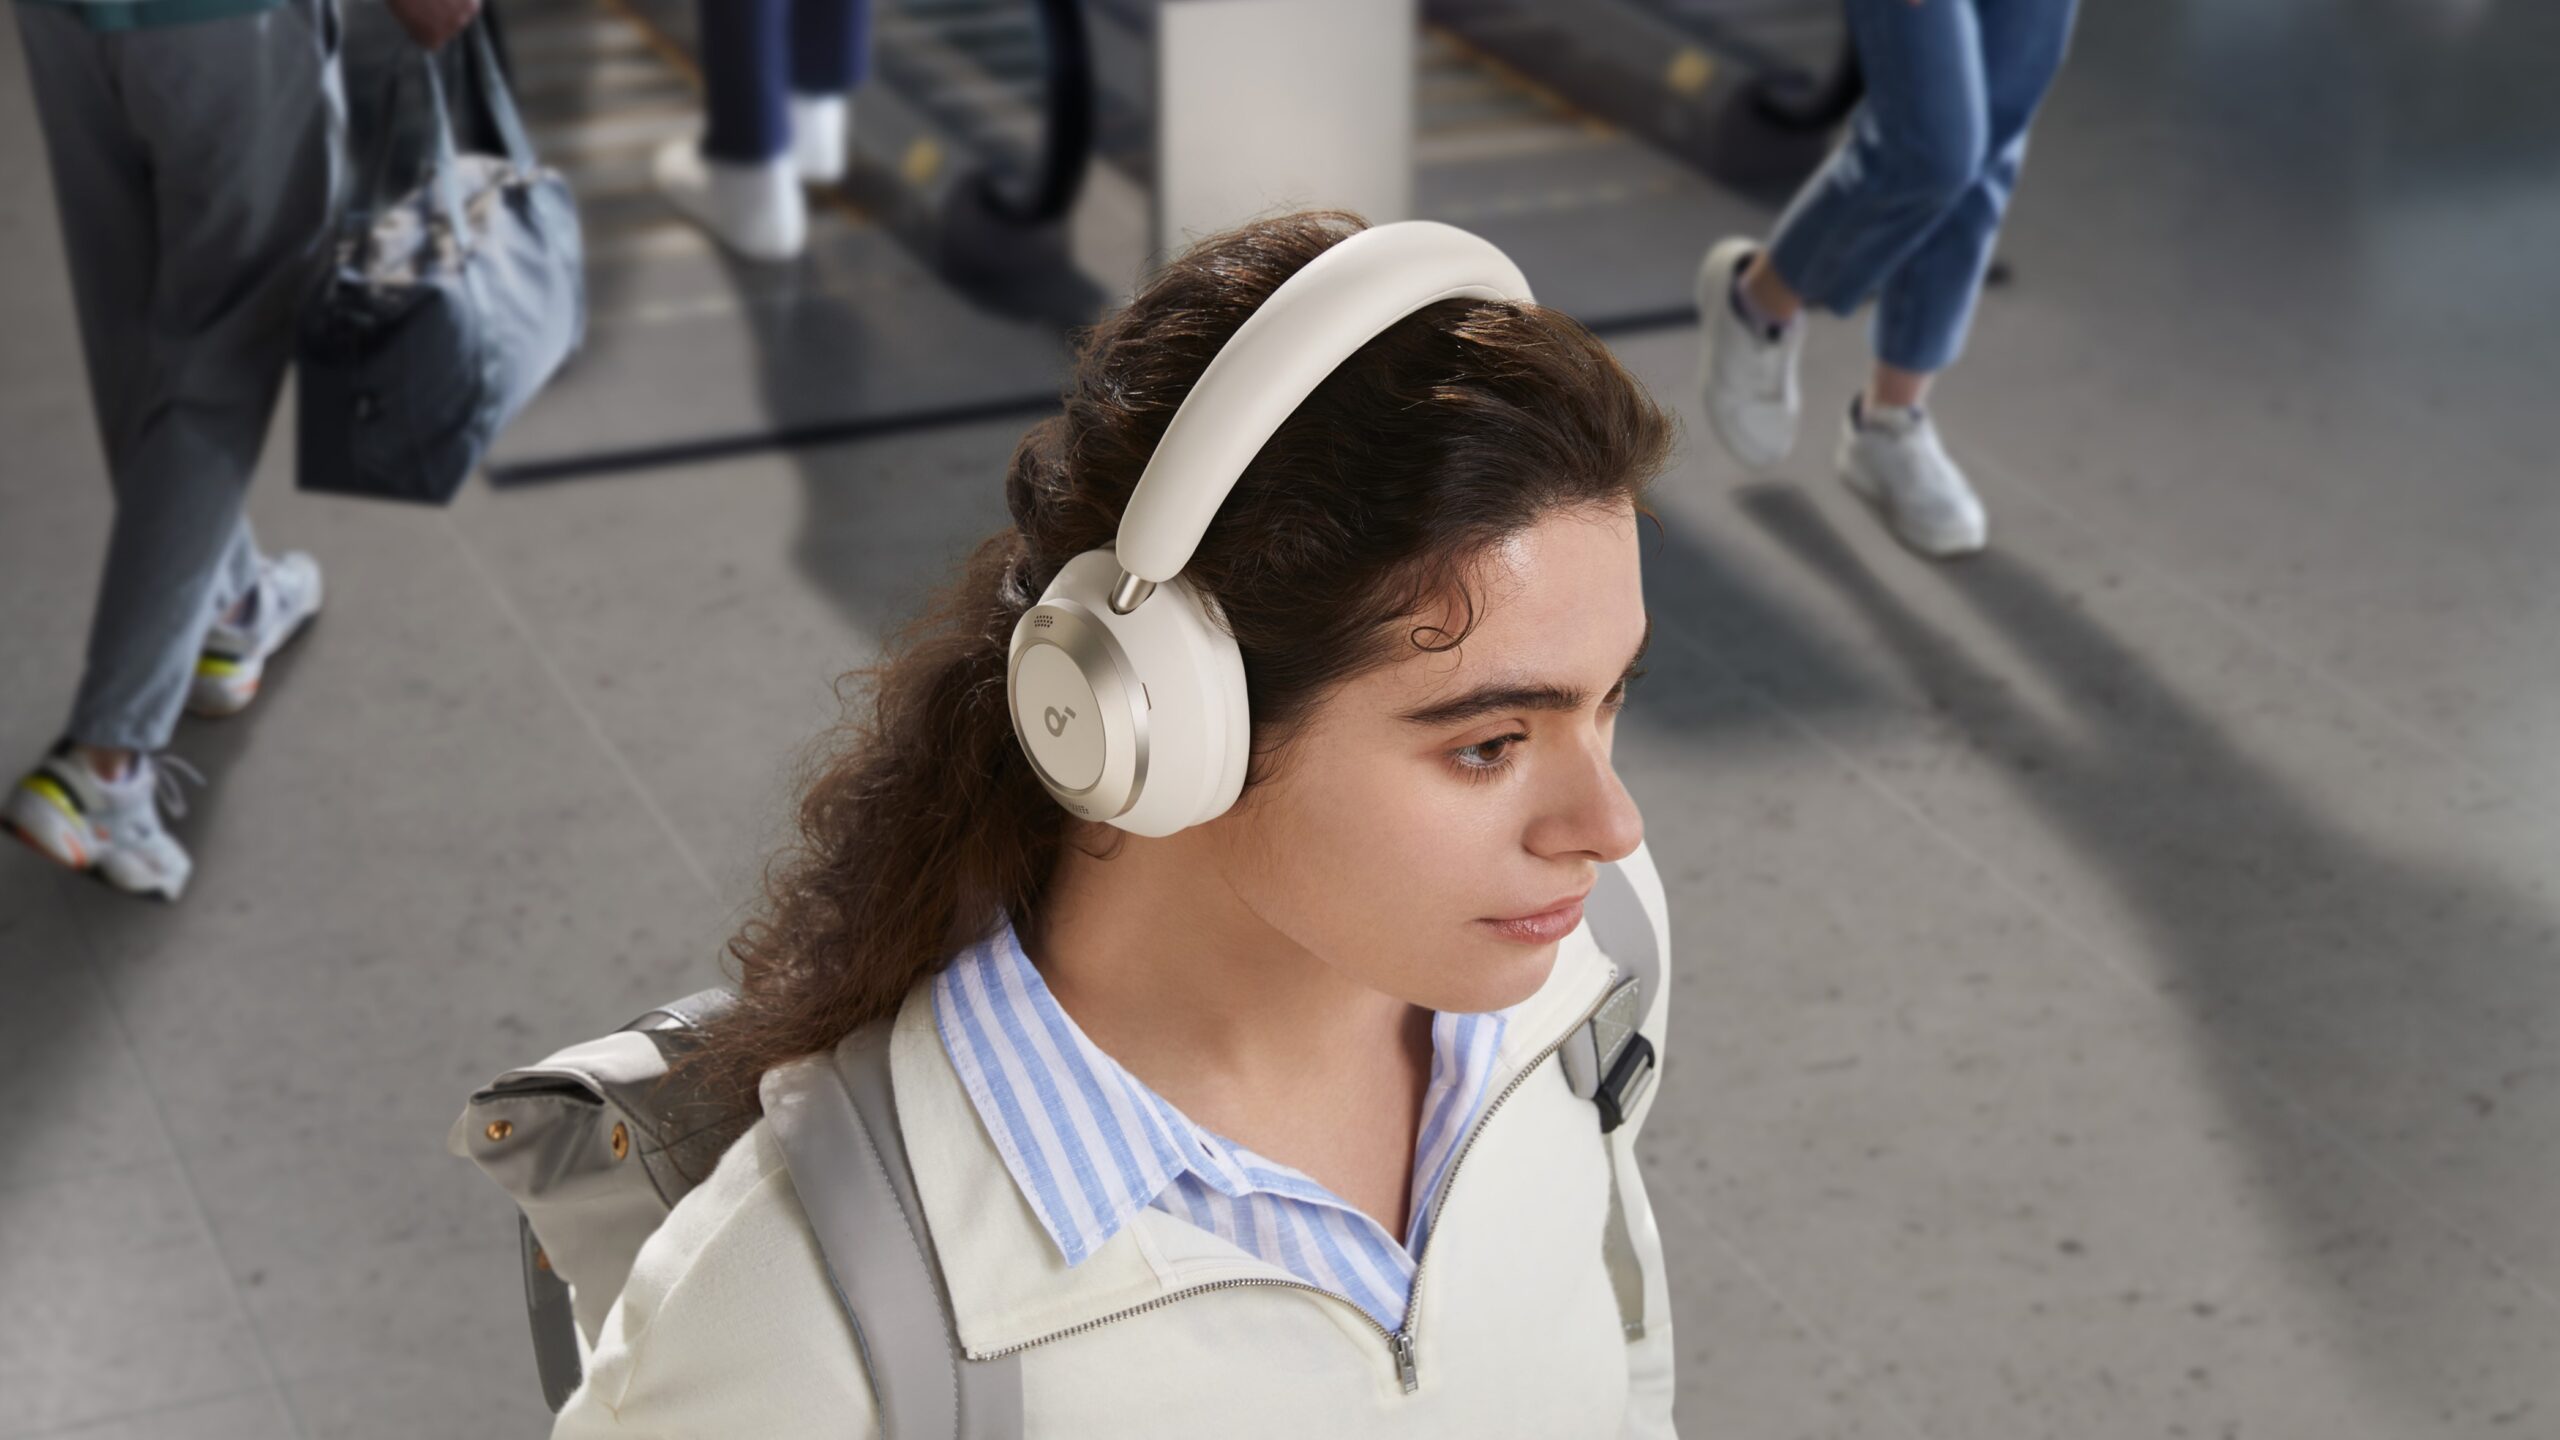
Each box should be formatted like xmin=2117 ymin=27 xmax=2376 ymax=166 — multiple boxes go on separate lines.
xmin=0 ymin=1164 xmax=273 ymax=1439
xmin=447 ymin=419 xmax=1024 ymax=900
xmin=288 ymin=1367 xmax=548 ymax=1440
xmin=0 ymin=878 xmax=173 ymax=1193
xmin=1659 ymin=1207 xmax=1930 ymax=1440
xmin=1622 ymin=354 xmax=2560 ymax=1301
xmin=15 ymin=1390 xmax=295 ymax=1440
xmin=1943 ymin=290 xmax=2560 ymax=823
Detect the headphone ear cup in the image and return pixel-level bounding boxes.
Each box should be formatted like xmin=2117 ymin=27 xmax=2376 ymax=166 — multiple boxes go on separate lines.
xmin=1120 ymin=580 xmax=1247 ymax=835
xmin=1187 ymin=590 xmax=1251 ymax=827
xmin=1007 ymin=549 xmax=1251 ymax=836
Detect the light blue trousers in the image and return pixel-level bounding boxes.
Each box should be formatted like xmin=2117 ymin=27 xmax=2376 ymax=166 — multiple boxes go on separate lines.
xmin=1766 ymin=0 xmax=2079 ymax=375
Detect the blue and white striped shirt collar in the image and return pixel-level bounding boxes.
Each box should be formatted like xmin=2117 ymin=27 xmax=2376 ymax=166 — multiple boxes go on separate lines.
xmin=932 ymin=924 xmax=1513 ymax=1326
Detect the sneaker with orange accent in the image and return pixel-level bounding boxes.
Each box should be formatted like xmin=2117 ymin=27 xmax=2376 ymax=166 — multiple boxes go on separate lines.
xmin=189 ymin=550 xmax=323 ymax=719
xmin=3 ymin=742 xmax=201 ymax=900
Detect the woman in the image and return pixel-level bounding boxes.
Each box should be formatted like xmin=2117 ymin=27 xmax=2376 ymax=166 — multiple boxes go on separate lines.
xmin=1697 ymin=0 xmax=2079 ymax=558
xmin=555 ymin=213 xmax=1680 ymax=1436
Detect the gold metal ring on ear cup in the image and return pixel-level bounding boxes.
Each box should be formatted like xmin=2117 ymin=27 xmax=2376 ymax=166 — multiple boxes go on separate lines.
xmin=1008 ymin=597 xmax=1150 ymax=820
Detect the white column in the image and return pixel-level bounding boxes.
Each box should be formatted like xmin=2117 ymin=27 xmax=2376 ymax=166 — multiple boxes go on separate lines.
xmin=1153 ymin=0 xmax=1418 ymax=261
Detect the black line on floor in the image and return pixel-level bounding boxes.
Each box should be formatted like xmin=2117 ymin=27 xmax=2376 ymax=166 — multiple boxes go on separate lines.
xmin=483 ymin=389 xmax=1066 ymax=485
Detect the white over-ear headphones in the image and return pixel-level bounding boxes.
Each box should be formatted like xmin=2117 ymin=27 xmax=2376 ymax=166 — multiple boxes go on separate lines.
xmin=1005 ymin=221 xmax=1535 ymax=836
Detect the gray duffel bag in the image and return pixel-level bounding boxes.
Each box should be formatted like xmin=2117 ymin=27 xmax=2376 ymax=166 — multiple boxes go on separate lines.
xmin=296 ymin=20 xmax=582 ymax=505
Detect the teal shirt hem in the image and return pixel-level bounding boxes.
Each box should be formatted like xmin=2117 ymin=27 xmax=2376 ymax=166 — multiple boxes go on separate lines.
xmin=15 ymin=0 xmax=287 ymax=31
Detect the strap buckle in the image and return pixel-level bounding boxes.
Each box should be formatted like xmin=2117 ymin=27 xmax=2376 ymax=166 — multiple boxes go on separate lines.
xmin=1593 ymin=1032 xmax=1656 ymax=1135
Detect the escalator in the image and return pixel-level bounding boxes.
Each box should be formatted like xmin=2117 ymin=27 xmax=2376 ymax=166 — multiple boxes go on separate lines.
xmin=476 ymin=0 xmax=1100 ymax=481
xmin=455 ymin=0 xmax=1857 ymax=481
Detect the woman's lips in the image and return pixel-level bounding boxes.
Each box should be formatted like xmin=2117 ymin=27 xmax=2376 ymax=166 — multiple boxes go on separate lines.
xmin=1477 ymin=895 xmax=1589 ymax=945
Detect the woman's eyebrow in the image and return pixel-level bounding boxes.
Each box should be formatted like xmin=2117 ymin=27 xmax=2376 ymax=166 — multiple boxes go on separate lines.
xmin=1397 ymin=619 xmax=1652 ymax=728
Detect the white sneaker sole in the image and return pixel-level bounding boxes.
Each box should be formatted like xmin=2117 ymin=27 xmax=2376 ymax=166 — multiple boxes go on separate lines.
xmin=1836 ymin=434 xmax=1989 ymax=560
xmin=186 ymin=666 xmax=263 ymax=719
xmin=186 ymin=578 xmax=322 ymax=720
xmin=654 ymin=142 xmax=808 ymax=264
xmin=2 ymin=784 xmax=182 ymax=900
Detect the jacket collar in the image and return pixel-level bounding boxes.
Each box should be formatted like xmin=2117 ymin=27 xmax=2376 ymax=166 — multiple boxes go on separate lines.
xmin=890 ymin=923 xmax=1618 ymax=1357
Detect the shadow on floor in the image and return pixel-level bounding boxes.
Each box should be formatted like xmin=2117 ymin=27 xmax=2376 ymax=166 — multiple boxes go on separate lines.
xmin=1735 ymin=479 xmax=2560 ymax=1420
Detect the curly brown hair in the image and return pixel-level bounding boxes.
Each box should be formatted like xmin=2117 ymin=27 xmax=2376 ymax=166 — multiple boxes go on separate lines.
xmin=691 ymin=212 xmax=1674 ymax=1107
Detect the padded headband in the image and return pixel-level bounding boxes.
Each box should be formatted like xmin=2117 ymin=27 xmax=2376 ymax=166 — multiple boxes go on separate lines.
xmin=1113 ymin=221 xmax=1537 ymax=588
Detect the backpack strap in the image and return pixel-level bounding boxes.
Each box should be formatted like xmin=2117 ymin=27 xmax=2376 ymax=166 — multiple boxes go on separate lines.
xmin=520 ymin=1212 xmax=584 ymax=1410
xmin=1560 ymin=854 xmax=1668 ymax=1342
xmin=763 ymin=1022 xmax=1025 ymax=1440
xmin=1562 ymin=858 xmax=1662 ymax=1132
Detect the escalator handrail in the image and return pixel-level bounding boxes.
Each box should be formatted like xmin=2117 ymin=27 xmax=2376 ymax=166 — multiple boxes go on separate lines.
xmin=970 ymin=0 xmax=1095 ymax=226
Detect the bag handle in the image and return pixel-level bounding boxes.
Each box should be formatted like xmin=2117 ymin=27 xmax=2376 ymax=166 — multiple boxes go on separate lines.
xmin=349 ymin=50 xmax=464 ymax=235
xmin=413 ymin=48 xmax=468 ymax=237
xmin=463 ymin=19 xmax=540 ymax=172
xmin=349 ymin=26 xmax=511 ymax=238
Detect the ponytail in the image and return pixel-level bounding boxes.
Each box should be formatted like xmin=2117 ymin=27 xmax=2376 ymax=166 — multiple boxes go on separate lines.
xmin=690 ymin=449 xmax=1069 ymax=1109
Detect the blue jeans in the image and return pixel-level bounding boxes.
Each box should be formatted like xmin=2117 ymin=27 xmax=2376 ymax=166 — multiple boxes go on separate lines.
xmin=700 ymin=0 xmax=874 ymax=163
xmin=1766 ymin=0 xmax=2078 ymax=375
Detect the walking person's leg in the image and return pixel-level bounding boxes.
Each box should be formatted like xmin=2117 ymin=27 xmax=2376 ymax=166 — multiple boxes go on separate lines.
xmin=4 ymin=0 xmax=338 ymax=899
xmin=1837 ymin=0 xmax=2079 ymax=557
xmin=1866 ymin=0 xmax=2079 ymax=393
xmin=1695 ymin=0 xmax=1989 ymax=471
xmin=654 ymin=0 xmax=809 ymax=261
xmin=95 ymin=0 xmax=338 ymax=735
xmin=784 ymin=0 xmax=872 ymax=183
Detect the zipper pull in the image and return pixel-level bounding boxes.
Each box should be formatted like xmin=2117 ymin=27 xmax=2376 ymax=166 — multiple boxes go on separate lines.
xmin=1389 ymin=1331 xmax=1419 ymax=1393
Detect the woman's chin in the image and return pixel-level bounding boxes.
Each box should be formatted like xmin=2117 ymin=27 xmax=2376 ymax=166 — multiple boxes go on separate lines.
xmin=1427 ymin=935 xmax=1562 ymax=1015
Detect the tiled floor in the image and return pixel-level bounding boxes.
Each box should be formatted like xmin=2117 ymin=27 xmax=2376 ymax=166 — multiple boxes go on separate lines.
xmin=3 ymin=1 xmax=2555 ymax=1436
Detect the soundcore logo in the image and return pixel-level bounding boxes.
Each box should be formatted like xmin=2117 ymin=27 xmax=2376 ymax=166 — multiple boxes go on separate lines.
xmin=1043 ymin=705 xmax=1077 ymax=738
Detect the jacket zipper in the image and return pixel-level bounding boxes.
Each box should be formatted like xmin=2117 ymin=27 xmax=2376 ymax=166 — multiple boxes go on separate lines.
xmin=968 ymin=968 xmax=1622 ymax=1398
xmin=1388 ymin=965 xmax=1619 ymax=1390
xmin=971 ymin=1274 xmax=1399 ymax=1358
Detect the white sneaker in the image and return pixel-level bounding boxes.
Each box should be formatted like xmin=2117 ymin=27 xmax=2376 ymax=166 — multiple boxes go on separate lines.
xmin=653 ymin=139 xmax=806 ymax=262
xmin=4 ymin=744 xmax=202 ymax=901
xmin=1836 ymin=401 xmax=1990 ymax=558
xmin=790 ymin=93 xmax=851 ymax=185
xmin=1694 ymin=236 xmax=1804 ymax=470
xmin=189 ymin=550 xmax=323 ymax=719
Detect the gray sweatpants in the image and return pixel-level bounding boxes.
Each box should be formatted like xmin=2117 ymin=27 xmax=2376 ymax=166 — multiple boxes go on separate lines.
xmin=15 ymin=0 xmax=342 ymax=753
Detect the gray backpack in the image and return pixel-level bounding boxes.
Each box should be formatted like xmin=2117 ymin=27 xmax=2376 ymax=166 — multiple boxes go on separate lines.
xmin=450 ymin=862 xmax=1664 ymax=1437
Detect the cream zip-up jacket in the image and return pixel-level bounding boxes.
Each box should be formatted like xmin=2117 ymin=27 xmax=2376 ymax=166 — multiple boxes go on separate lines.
xmin=555 ymin=858 xmax=1676 ymax=1439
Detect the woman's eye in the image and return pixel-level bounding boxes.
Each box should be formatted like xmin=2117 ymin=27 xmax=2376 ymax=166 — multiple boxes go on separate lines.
xmin=1453 ymin=735 xmax=1524 ymax=774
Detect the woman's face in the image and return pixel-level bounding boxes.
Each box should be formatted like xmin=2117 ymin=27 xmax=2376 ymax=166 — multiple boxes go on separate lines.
xmin=1206 ymin=502 xmax=1649 ymax=1014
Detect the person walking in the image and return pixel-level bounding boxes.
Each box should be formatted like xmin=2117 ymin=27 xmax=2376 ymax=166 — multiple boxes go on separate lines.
xmin=1696 ymin=0 xmax=2078 ymax=557
xmin=4 ymin=0 xmax=479 ymax=899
